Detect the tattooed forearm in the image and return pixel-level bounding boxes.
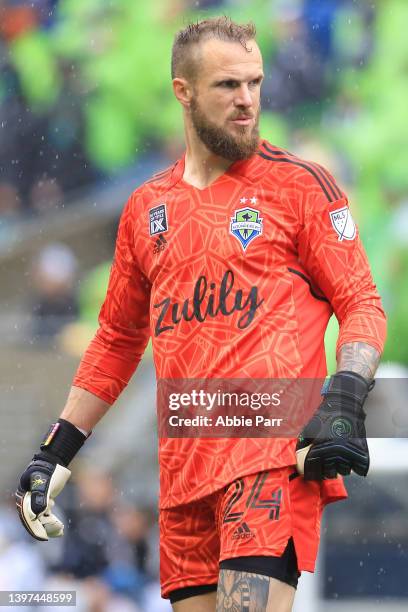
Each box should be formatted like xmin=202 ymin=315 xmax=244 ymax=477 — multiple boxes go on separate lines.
xmin=216 ymin=569 xmax=270 ymax=612
xmin=337 ymin=342 xmax=381 ymax=380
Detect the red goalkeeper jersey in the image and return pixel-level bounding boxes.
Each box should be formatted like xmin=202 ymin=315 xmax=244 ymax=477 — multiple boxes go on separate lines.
xmin=73 ymin=140 xmax=386 ymax=508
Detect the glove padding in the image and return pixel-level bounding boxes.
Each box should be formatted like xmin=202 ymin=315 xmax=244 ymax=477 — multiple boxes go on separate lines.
xmin=296 ymin=371 xmax=373 ymax=481
xmin=15 ymin=459 xmax=71 ymax=541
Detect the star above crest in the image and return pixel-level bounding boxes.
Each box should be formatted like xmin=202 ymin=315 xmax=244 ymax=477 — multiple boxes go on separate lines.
xmin=240 ymin=196 xmax=258 ymax=204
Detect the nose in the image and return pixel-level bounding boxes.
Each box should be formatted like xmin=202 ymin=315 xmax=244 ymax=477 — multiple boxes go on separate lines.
xmin=234 ymin=84 xmax=253 ymax=109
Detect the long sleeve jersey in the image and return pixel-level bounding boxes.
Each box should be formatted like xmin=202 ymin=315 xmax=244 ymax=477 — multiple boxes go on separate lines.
xmin=73 ymin=140 xmax=387 ymax=508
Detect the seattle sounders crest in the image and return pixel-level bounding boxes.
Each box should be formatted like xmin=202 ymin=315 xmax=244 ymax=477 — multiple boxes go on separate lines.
xmin=230 ymin=199 xmax=263 ymax=251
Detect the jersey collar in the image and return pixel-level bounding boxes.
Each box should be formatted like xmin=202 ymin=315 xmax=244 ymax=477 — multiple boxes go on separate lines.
xmin=171 ymin=139 xmax=265 ymax=188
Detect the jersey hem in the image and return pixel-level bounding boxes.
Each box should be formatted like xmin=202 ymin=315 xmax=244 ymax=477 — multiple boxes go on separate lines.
xmin=159 ymin=461 xmax=298 ymax=509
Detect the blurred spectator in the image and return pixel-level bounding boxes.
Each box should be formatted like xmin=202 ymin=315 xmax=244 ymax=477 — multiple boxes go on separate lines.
xmin=78 ymin=576 xmax=142 ymax=612
xmin=303 ymin=0 xmax=339 ymax=63
xmin=56 ymin=466 xmax=115 ymax=579
xmin=303 ymin=0 xmax=376 ymax=68
xmin=0 ymin=1 xmax=59 ymax=39
xmin=51 ymin=466 xmax=161 ymax=608
xmin=110 ymin=504 xmax=152 ymax=577
xmin=104 ymin=504 xmax=154 ymax=602
xmin=262 ymin=0 xmax=326 ymax=116
xmin=331 ymin=0 xmax=376 ymax=68
xmin=29 ymin=242 xmax=79 ymax=340
xmin=32 ymin=0 xmax=60 ymax=29
xmin=0 ymin=2 xmax=38 ymax=42
xmin=0 ymin=64 xmax=99 ymax=215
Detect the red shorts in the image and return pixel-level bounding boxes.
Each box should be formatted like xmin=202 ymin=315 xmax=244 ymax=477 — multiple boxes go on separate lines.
xmin=159 ymin=467 xmax=346 ymax=599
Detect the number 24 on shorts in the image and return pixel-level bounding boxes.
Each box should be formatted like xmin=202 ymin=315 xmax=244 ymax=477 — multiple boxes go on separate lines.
xmin=223 ymin=472 xmax=282 ymax=524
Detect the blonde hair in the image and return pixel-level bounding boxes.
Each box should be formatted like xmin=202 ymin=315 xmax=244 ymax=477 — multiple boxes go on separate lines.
xmin=171 ymin=16 xmax=257 ymax=80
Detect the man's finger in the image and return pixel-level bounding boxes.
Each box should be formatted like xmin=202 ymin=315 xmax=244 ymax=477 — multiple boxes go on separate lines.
xmin=352 ymin=456 xmax=370 ymax=477
xmin=40 ymin=509 xmax=64 ymax=538
xmin=322 ymin=460 xmax=338 ymax=479
xmin=295 ymin=444 xmax=311 ymax=475
xmin=19 ymin=492 xmax=48 ymax=541
xmin=335 ymin=458 xmax=352 ymax=476
xmin=303 ymin=455 xmax=324 ymax=481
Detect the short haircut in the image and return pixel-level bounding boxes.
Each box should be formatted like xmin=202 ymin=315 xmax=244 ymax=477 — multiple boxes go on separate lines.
xmin=171 ymin=16 xmax=257 ymax=81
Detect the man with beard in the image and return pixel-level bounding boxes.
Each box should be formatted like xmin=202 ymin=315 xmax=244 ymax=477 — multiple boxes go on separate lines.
xmin=16 ymin=17 xmax=386 ymax=612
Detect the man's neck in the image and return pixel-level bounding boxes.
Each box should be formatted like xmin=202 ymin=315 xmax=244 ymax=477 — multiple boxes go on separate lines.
xmin=183 ymin=129 xmax=233 ymax=190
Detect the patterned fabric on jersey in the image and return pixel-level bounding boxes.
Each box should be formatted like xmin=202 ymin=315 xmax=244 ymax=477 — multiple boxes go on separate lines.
xmin=73 ymin=140 xmax=387 ymax=508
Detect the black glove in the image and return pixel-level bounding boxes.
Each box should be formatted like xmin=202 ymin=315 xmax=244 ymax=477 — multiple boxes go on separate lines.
xmin=16 ymin=419 xmax=88 ymax=541
xmin=296 ymin=371 xmax=374 ymax=481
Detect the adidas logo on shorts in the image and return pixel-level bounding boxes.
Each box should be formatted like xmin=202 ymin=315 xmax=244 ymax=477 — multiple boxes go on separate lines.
xmin=232 ymin=522 xmax=255 ymax=540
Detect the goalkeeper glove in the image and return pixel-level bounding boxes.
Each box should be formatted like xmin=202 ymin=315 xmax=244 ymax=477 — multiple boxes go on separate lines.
xmin=15 ymin=419 xmax=88 ymax=541
xmin=296 ymin=371 xmax=374 ymax=481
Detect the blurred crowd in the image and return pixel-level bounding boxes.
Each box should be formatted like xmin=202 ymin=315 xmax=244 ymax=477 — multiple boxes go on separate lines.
xmin=0 ymin=0 xmax=384 ymax=219
xmin=0 ymin=465 xmax=170 ymax=611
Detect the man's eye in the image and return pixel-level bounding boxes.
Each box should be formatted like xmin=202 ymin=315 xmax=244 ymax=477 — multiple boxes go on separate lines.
xmin=220 ymin=81 xmax=238 ymax=88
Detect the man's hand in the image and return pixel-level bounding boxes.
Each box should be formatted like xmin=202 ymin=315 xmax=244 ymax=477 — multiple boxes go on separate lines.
xmin=16 ymin=456 xmax=71 ymax=541
xmin=296 ymin=371 xmax=374 ymax=480
xmin=15 ymin=418 xmax=88 ymax=540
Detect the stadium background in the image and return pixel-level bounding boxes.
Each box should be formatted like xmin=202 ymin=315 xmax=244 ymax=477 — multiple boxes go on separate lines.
xmin=0 ymin=0 xmax=407 ymax=610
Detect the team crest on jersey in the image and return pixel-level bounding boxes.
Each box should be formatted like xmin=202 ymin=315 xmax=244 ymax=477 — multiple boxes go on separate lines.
xmin=149 ymin=203 xmax=168 ymax=236
xmin=329 ymin=206 xmax=356 ymax=241
xmin=230 ymin=203 xmax=263 ymax=251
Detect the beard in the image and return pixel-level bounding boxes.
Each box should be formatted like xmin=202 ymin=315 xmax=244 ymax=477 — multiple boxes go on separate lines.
xmin=190 ymin=97 xmax=260 ymax=161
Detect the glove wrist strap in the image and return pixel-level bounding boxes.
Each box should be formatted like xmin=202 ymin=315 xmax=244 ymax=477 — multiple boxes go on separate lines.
xmin=39 ymin=419 xmax=89 ymax=467
xmin=323 ymin=371 xmax=374 ymax=406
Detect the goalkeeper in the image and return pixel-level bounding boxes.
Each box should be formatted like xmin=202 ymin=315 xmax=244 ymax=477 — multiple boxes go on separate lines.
xmin=16 ymin=16 xmax=386 ymax=612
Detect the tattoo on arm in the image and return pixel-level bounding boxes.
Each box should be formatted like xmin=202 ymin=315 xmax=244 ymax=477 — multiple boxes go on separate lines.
xmin=216 ymin=569 xmax=270 ymax=612
xmin=337 ymin=342 xmax=381 ymax=380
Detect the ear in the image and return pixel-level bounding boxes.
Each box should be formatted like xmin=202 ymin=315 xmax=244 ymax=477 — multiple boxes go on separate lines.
xmin=173 ymin=77 xmax=194 ymax=109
